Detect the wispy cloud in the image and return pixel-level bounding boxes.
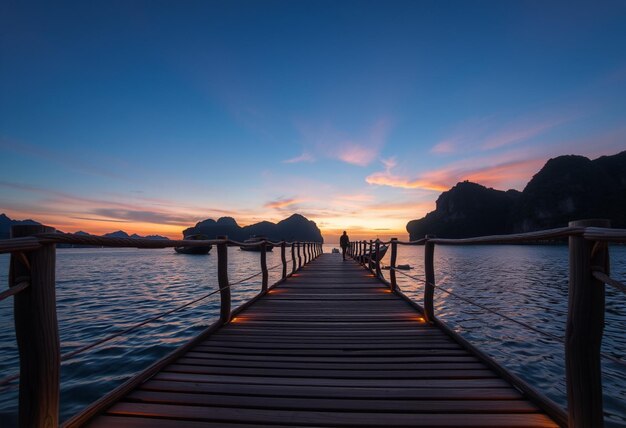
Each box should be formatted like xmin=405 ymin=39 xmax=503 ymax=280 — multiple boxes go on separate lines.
xmin=430 ymin=111 xmax=578 ymax=155
xmin=365 ymin=157 xmax=449 ymax=191
xmin=0 ymin=138 xmax=129 ymax=180
xmin=283 ymin=153 xmax=315 ymax=164
xmin=480 ymin=115 xmax=575 ymax=150
xmin=264 ymin=197 xmax=304 ymax=209
xmin=430 ymin=140 xmax=457 ymax=154
xmin=366 ymin=148 xmax=548 ymax=192
xmin=286 ymin=118 xmax=392 ymax=166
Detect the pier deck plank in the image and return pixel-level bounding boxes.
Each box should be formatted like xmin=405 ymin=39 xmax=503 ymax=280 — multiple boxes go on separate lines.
xmin=86 ymin=254 xmax=558 ymax=427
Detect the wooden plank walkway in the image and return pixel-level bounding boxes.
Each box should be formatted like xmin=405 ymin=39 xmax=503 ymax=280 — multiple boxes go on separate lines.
xmin=87 ymin=254 xmax=558 ymax=427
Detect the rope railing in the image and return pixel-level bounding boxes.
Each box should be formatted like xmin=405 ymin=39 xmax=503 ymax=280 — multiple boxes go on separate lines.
xmin=349 ymin=219 xmax=626 ymax=428
xmin=592 ymin=269 xmax=626 ymax=295
xmin=0 ymin=258 xmax=303 ymax=390
xmin=0 ymin=223 xmax=323 ymax=427
xmin=0 ymin=280 xmax=29 ymax=302
xmin=0 ymin=232 xmax=315 ymax=254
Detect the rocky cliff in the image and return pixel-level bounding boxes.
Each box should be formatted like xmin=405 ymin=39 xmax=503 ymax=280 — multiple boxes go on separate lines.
xmin=183 ymin=213 xmax=324 ymax=242
xmin=407 ymin=151 xmax=626 ymax=239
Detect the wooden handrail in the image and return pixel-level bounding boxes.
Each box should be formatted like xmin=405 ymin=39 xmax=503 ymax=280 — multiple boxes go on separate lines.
xmin=355 ymin=219 xmax=626 ymax=428
xmin=3 ymin=225 xmax=322 ymax=426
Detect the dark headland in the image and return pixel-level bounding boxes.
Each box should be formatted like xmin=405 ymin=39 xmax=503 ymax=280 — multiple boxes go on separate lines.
xmin=407 ymin=151 xmax=626 ymax=239
xmin=183 ymin=213 xmax=324 ymax=243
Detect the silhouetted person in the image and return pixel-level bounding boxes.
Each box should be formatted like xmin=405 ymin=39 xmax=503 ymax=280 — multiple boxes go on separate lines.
xmin=339 ymin=231 xmax=350 ymax=261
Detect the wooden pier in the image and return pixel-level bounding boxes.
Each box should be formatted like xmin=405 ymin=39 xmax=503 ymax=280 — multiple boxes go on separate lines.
xmin=2 ymin=222 xmax=626 ymax=427
xmin=84 ymin=254 xmax=556 ymax=427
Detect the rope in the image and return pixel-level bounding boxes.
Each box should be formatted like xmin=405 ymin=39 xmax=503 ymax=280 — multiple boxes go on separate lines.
xmin=388 ymin=266 xmax=427 ymax=284
xmin=435 ymin=282 xmax=626 ymax=368
xmin=1 ymin=260 xmax=307 ymax=389
xmin=59 ymin=283 xmax=232 ymax=362
xmin=0 ymin=281 xmax=29 ymax=302
xmin=592 ymin=270 xmax=626 ymax=295
xmin=387 ymin=264 xmax=626 ymax=368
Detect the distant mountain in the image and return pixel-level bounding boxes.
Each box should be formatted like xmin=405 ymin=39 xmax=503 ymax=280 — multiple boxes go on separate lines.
xmin=183 ymin=213 xmax=324 ymax=243
xmin=407 ymin=151 xmax=626 ymax=239
xmin=102 ymin=230 xmax=169 ymax=240
xmin=0 ymin=213 xmax=42 ymax=239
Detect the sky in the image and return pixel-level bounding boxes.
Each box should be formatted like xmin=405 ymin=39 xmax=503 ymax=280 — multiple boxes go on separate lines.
xmin=1 ymin=1 xmax=625 ymax=243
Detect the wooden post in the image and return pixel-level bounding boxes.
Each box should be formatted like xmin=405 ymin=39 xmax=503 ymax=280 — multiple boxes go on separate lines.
xmin=368 ymin=240 xmax=374 ymax=272
xmin=358 ymin=241 xmax=362 ymax=263
xmin=291 ymin=243 xmax=296 ymax=274
xmin=281 ymin=242 xmax=287 ymax=280
xmin=216 ymin=236 xmax=231 ymax=323
xmin=375 ymin=240 xmax=382 ymax=278
xmin=11 ymin=225 xmax=59 ymax=428
xmin=390 ymin=238 xmax=398 ymax=292
xmin=260 ymin=242 xmax=268 ymax=292
xmin=567 ymin=219 xmax=610 ymax=428
xmin=306 ymin=243 xmax=310 ymax=264
xmin=424 ymin=235 xmax=436 ymax=323
xmin=297 ymin=243 xmax=302 ymax=269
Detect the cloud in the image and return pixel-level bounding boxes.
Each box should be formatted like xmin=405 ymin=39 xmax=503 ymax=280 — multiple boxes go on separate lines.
xmin=0 ymin=138 xmax=129 ymax=180
xmin=365 ymin=157 xmax=449 ymax=191
xmin=430 ymin=140 xmax=457 ymax=154
xmin=283 ymin=153 xmax=315 ymax=164
xmin=480 ymin=115 xmax=574 ymax=150
xmin=366 ymin=149 xmax=547 ymax=192
xmin=264 ymin=197 xmax=303 ymax=209
xmin=287 ymin=118 xmax=392 ymax=166
xmin=90 ymin=208 xmax=198 ymax=225
xmin=429 ymin=111 xmax=577 ymax=155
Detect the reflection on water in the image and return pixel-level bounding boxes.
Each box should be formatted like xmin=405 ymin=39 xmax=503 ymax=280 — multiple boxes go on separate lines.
xmin=0 ymin=245 xmax=624 ymax=426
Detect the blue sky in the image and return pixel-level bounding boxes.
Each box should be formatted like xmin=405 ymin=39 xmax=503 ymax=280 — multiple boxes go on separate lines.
xmin=1 ymin=1 xmax=625 ymax=241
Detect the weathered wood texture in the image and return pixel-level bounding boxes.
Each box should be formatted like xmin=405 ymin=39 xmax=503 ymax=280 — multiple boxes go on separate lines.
xmin=11 ymin=225 xmax=60 ymax=428
xmin=85 ymin=254 xmax=557 ymax=427
xmin=567 ymin=219 xmax=610 ymax=428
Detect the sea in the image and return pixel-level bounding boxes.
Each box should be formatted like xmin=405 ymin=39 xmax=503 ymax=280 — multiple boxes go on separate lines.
xmin=0 ymin=244 xmax=625 ymax=427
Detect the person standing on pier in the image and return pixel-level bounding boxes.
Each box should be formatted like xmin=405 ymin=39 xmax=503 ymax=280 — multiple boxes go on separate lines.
xmin=339 ymin=231 xmax=350 ymax=261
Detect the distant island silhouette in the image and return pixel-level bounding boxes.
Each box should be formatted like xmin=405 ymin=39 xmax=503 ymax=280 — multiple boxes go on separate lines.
xmin=1 ymin=213 xmax=323 ymax=244
xmin=407 ymin=151 xmax=626 ymax=239
xmin=0 ymin=214 xmax=169 ymax=243
xmin=183 ymin=213 xmax=324 ymax=243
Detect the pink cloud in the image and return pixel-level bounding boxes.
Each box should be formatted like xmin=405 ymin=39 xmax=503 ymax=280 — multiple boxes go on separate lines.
xmin=264 ymin=197 xmax=304 ymax=209
xmin=366 ymin=148 xmax=548 ymax=192
xmin=430 ymin=140 xmax=457 ymax=154
xmin=289 ymin=118 xmax=392 ymax=166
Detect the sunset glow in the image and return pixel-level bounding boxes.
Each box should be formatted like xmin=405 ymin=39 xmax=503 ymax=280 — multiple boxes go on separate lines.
xmin=1 ymin=2 xmax=625 ymax=242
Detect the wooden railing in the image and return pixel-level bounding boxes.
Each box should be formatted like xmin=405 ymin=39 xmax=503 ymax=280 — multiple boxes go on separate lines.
xmin=0 ymin=225 xmax=323 ymax=427
xmin=349 ymin=219 xmax=626 ymax=428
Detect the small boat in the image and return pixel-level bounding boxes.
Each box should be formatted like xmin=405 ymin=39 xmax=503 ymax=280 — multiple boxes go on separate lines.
xmin=240 ymin=236 xmax=274 ymax=252
xmin=174 ymin=234 xmax=212 ymax=255
xmin=359 ymin=244 xmax=389 ymax=263
xmin=332 ymin=248 xmax=340 ymax=254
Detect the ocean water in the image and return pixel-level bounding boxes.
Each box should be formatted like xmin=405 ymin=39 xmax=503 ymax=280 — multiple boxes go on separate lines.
xmin=0 ymin=244 xmax=624 ymax=426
